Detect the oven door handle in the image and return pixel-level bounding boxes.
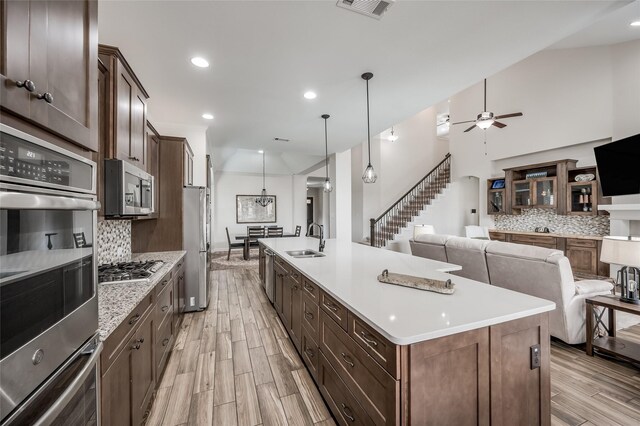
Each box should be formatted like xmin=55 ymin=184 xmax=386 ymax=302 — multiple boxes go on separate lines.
xmin=0 ymin=192 xmax=100 ymax=211
xmin=33 ymin=342 xmax=103 ymax=426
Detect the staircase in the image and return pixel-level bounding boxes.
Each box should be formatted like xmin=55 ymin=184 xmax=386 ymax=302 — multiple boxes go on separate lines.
xmin=369 ymin=153 xmax=451 ymax=248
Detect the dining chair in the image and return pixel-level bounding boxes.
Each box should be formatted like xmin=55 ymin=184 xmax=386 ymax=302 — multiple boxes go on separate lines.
xmin=295 ymin=225 xmax=301 ymax=237
xmin=73 ymin=232 xmax=93 ymax=248
xmin=267 ymin=227 xmax=284 ymax=237
xmin=226 ymin=227 xmax=245 ymax=260
xmin=246 ymin=227 xmax=265 ymax=258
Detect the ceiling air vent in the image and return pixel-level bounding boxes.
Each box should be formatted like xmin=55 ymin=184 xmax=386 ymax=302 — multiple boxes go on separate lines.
xmin=336 ymin=0 xmax=394 ymax=20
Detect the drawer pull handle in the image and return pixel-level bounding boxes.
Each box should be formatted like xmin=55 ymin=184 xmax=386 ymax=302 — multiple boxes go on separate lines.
xmin=161 ymin=280 xmax=168 ymax=286
xmin=360 ymin=331 xmax=378 ymax=346
xmin=304 ymin=311 xmax=314 ymax=320
xmin=341 ymin=352 xmax=355 ymax=368
xmin=293 ymin=285 xmax=299 ymax=290
xmin=131 ymin=343 xmax=141 ymax=350
xmin=162 ymin=338 xmax=170 ymax=346
xmin=161 ymin=305 xmax=170 ymax=312
xmin=129 ymin=314 xmax=141 ymax=325
xmin=36 ymin=92 xmax=53 ymax=104
xmin=304 ymin=284 xmax=314 ymax=293
xmin=304 ymin=348 xmax=315 ymax=358
xmin=325 ymin=302 xmax=338 ymax=312
xmin=341 ymin=403 xmax=355 ymax=422
xmin=16 ymin=79 xmax=36 ymax=92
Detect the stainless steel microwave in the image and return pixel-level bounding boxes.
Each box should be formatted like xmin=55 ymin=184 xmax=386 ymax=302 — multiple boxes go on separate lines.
xmin=104 ymin=159 xmax=155 ymax=216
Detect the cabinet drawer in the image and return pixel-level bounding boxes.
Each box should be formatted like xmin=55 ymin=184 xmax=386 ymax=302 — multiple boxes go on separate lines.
xmin=289 ymin=268 xmax=302 ymax=285
xmin=320 ymin=311 xmax=399 ymax=425
xmin=302 ymin=293 xmax=320 ymax=341
xmin=156 ymin=273 xmax=172 ymax=296
xmin=155 ymin=316 xmax=173 ymax=380
xmin=302 ymin=277 xmax=319 ymax=303
xmin=156 ymin=280 xmax=173 ymax=331
xmin=566 ymin=238 xmax=598 ymax=248
xmin=318 ymin=352 xmax=373 ymax=426
xmin=274 ymin=256 xmax=290 ymax=274
xmin=511 ymin=234 xmax=557 ymax=247
xmin=489 ymin=232 xmax=507 ymax=242
xmin=320 ymin=291 xmax=348 ymax=331
xmin=348 ymin=313 xmax=399 ymax=380
xmin=101 ymin=291 xmax=154 ymax=374
xmin=301 ymin=324 xmax=319 ymax=381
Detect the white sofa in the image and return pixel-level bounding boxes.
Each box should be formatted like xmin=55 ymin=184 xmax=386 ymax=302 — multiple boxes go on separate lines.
xmin=410 ymin=235 xmax=613 ymax=344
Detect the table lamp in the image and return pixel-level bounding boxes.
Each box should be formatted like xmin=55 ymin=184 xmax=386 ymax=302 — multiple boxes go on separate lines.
xmin=600 ymin=236 xmax=640 ymax=304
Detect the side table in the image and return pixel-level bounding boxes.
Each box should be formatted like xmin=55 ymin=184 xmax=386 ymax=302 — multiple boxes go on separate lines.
xmin=586 ymin=295 xmax=640 ymax=364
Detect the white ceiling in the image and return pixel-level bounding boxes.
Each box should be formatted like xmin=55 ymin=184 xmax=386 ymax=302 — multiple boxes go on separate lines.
xmin=549 ymin=1 xmax=640 ymax=49
xmin=98 ymin=1 xmax=629 ymax=162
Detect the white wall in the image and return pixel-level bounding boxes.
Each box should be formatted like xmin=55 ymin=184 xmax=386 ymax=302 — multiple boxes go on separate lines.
xmin=335 ymin=150 xmax=352 ymax=241
xmin=154 ymin=122 xmax=208 ymax=186
xmin=353 ymin=106 xmax=450 ymax=240
xmin=447 ymin=40 xmax=640 ymax=227
xmin=213 ymin=171 xmax=296 ymax=250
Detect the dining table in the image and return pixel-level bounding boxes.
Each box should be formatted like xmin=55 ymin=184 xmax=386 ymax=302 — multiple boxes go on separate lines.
xmin=233 ymin=232 xmax=296 ymax=260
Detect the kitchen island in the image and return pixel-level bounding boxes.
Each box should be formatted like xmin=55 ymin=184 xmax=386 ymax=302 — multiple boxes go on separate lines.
xmin=259 ymin=237 xmax=555 ymax=425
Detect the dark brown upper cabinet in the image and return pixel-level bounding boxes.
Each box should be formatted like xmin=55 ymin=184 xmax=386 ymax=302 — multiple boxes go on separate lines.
xmin=98 ymin=44 xmax=150 ymax=170
xmin=1 ymin=0 xmax=98 ymax=151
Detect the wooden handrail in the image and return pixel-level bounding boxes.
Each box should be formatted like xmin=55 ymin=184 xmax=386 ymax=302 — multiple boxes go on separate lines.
xmin=370 ymin=153 xmax=451 ymax=247
xmin=374 ymin=153 xmax=451 ymax=222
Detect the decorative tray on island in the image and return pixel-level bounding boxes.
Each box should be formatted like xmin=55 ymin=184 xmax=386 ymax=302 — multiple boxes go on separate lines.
xmin=377 ymin=269 xmax=455 ymax=295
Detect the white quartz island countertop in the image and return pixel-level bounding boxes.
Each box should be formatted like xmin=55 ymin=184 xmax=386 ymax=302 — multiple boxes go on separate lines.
xmin=260 ymin=237 xmax=555 ymax=345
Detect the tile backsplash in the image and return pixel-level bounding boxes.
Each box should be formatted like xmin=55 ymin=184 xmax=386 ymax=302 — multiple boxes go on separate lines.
xmin=493 ymin=208 xmax=610 ymax=236
xmin=97 ymin=220 xmax=131 ymax=264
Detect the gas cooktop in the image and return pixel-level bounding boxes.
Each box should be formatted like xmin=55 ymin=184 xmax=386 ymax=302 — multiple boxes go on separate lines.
xmin=98 ymin=260 xmax=164 ymax=284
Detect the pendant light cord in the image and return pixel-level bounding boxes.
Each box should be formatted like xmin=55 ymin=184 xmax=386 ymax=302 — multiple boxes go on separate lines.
xmin=262 ymin=151 xmax=266 ymax=188
xmin=366 ymin=78 xmax=372 ymax=165
xmin=324 ymin=118 xmax=329 ymax=179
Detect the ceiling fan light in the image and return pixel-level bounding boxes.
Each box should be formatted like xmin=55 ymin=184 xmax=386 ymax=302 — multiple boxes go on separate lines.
xmin=362 ymin=163 xmax=377 ymax=183
xmin=477 ymin=119 xmax=494 ymax=130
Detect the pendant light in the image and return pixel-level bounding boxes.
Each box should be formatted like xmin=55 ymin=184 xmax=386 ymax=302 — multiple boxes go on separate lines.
xmin=388 ymin=126 xmax=398 ymax=142
xmin=321 ymin=114 xmax=333 ymax=192
xmin=255 ymin=151 xmax=273 ymax=207
xmin=361 ymin=72 xmax=377 ymax=183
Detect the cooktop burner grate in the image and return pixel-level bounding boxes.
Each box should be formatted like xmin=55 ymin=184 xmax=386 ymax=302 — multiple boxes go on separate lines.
xmin=98 ymin=260 xmax=164 ymax=284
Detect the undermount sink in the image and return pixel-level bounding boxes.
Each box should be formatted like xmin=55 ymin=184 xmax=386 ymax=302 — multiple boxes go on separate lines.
xmin=286 ymin=249 xmax=325 ymax=258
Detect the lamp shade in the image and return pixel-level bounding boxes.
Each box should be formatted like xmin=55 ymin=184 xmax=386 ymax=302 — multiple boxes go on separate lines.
xmin=413 ymin=224 xmax=436 ymax=239
xmin=600 ymin=236 xmax=640 ymax=268
xmin=476 ymin=119 xmax=494 ymax=130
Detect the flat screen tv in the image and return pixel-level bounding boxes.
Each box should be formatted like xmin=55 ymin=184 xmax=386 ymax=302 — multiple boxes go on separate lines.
xmin=594 ymin=133 xmax=640 ymax=197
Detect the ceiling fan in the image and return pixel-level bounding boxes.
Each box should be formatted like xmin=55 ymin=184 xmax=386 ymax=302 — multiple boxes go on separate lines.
xmin=451 ymin=79 xmax=523 ymax=132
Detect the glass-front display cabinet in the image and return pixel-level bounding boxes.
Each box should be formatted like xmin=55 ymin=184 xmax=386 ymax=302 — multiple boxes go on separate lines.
xmin=487 ymin=178 xmax=506 ymax=215
xmin=512 ymin=177 xmax=557 ymax=209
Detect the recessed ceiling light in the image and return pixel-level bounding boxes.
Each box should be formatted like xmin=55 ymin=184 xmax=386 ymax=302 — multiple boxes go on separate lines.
xmin=190 ymin=57 xmax=209 ymax=68
xmin=202 ymin=113 xmax=214 ymax=120
xmin=258 ymin=150 xmax=264 ymax=154
xmin=303 ymin=91 xmax=317 ymax=100
xmin=631 ymin=20 xmax=640 ymax=27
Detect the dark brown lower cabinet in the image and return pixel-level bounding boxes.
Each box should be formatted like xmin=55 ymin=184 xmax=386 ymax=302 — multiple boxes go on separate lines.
xmin=101 ymin=258 xmax=185 ymax=425
xmin=269 ymin=255 xmax=551 ymax=426
xmin=101 ymin=308 xmax=154 ymax=426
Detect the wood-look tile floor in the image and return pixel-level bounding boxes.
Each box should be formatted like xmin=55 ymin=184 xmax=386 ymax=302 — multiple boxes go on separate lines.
xmin=146 ymin=267 xmax=335 ymax=426
xmin=147 ymin=264 xmax=640 ymax=426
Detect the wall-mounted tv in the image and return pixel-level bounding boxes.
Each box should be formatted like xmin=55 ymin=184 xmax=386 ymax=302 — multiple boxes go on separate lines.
xmin=594 ymin=133 xmax=640 ymax=197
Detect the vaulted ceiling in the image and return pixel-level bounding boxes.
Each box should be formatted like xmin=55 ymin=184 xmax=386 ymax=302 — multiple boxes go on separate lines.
xmin=98 ymin=1 xmax=629 ymax=166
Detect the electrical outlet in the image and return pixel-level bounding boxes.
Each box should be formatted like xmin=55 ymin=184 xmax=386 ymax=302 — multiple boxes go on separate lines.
xmin=190 ymin=297 xmax=196 ymax=306
xmin=530 ymin=344 xmax=541 ymax=369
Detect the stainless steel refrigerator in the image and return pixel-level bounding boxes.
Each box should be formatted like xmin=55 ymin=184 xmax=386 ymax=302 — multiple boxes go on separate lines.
xmin=183 ymin=186 xmax=210 ymax=312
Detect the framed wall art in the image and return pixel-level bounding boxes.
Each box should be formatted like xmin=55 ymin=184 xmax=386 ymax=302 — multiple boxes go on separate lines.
xmin=236 ymin=195 xmax=277 ymax=223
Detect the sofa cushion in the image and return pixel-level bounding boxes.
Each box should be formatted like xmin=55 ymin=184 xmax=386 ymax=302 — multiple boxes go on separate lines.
xmin=575 ymin=280 xmax=614 ymax=295
xmin=445 ymin=237 xmax=491 ymax=283
xmin=410 ymin=234 xmax=450 ymax=262
xmin=486 ymin=241 xmax=563 ymax=263
xmin=414 ymin=234 xmax=451 ymax=245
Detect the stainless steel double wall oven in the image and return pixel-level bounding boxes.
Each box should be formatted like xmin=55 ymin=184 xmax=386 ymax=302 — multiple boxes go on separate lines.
xmin=0 ymin=124 xmax=102 ymax=425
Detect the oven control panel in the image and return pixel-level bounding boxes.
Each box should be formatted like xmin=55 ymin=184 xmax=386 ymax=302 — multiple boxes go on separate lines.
xmin=0 ymin=126 xmax=94 ymax=193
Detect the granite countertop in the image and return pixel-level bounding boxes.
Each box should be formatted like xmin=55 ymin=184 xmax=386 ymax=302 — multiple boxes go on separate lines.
xmin=489 ymin=229 xmax=604 ymax=241
xmin=260 ymin=238 xmax=555 ymax=345
xmin=97 ymin=250 xmax=186 ymax=341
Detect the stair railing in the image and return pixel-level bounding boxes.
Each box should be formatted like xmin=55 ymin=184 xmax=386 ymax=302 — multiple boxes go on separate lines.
xmin=369 ymin=153 xmax=451 ymax=248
